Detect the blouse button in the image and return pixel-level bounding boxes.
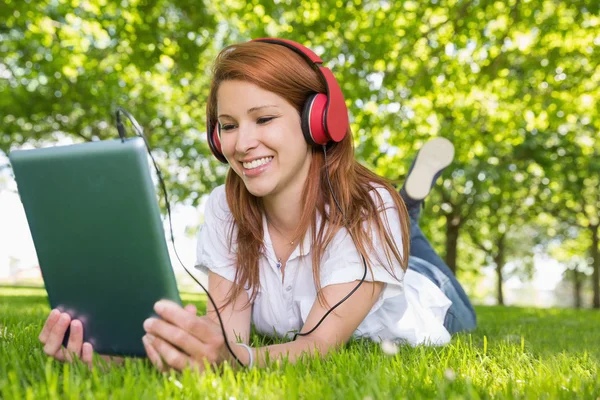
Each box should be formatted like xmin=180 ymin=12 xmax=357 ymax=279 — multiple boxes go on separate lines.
xmin=286 ymin=285 xmax=292 ymax=292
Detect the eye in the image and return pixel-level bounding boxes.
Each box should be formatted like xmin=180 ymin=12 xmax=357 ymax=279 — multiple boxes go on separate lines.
xmin=257 ymin=116 xmax=276 ymax=125
xmin=219 ymin=123 xmax=236 ymax=132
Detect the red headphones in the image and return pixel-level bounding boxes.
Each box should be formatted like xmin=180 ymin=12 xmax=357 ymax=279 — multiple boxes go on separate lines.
xmin=206 ymin=38 xmax=350 ymax=164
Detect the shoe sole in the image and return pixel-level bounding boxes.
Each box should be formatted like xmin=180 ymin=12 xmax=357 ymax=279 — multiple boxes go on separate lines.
xmin=405 ymin=137 xmax=455 ymax=200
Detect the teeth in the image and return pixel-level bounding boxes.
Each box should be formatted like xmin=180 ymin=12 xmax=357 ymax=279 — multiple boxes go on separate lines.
xmin=243 ymin=157 xmax=273 ymax=170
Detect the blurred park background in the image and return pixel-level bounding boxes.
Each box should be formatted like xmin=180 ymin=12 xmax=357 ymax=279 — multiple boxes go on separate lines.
xmin=0 ymin=0 xmax=598 ymax=309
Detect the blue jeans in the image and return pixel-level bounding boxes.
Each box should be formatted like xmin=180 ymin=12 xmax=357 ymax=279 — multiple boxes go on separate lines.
xmin=407 ymin=206 xmax=477 ymax=334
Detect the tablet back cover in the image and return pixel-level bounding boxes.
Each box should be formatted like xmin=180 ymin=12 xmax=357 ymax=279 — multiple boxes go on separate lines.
xmin=9 ymin=137 xmax=181 ymax=357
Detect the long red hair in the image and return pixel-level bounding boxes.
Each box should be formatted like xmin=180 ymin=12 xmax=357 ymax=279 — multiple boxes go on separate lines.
xmin=205 ymin=41 xmax=410 ymax=309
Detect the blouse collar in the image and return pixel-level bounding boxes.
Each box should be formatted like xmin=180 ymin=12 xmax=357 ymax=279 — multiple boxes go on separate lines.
xmin=261 ymin=212 xmax=315 ymax=263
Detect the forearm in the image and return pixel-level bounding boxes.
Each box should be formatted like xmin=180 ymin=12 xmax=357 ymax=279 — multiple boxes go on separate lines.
xmin=256 ymin=338 xmax=335 ymax=366
xmin=225 ymin=337 xmax=336 ymax=368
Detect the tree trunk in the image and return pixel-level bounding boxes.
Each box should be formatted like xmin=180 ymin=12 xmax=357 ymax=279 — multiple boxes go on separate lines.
xmin=573 ymin=269 xmax=582 ymax=309
xmin=444 ymin=215 xmax=461 ymax=275
xmin=494 ymin=235 xmax=506 ymax=306
xmin=591 ymin=224 xmax=599 ymax=309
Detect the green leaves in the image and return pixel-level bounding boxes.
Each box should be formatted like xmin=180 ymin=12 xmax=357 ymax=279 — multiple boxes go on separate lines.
xmin=1 ymin=0 xmax=598 ymax=297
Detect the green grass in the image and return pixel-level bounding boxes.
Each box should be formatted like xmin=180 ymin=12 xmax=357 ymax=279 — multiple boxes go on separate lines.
xmin=1 ymin=286 xmax=599 ymax=399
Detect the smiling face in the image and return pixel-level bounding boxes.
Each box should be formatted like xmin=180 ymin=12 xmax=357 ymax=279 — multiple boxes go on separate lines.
xmin=217 ymin=80 xmax=312 ymax=200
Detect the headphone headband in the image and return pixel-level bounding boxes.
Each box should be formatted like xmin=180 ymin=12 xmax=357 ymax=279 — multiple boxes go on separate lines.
xmin=252 ymin=38 xmax=324 ymax=64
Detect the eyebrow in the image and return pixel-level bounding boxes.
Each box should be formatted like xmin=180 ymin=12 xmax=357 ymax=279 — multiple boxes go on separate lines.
xmin=218 ymin=105 xmax=279 ymax=119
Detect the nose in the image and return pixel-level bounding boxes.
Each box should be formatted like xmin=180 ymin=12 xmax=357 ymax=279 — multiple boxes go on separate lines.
xmin=235 ymin=123 xmax=259 ymax=154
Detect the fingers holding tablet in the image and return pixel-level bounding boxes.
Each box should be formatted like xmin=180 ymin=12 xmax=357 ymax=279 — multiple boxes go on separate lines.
xmin=142 ymin=334 xmax=166 ymax=372
xmin=141 ymin=302 xmax=203 ymax=373
xmin=41 ymin=311 xmax=71 ymax=360
xmin=39 ymin=309 xmax=61 ymax=344
xmin=153 ymin=300 xmax=218 ymax=340
xmin=81 ymin=342 xmax=95 ymax=368
xmin=39 ymin=310 xmax=90 ymax=365
xmin=39 ymin=303 xmax=203 ymax=372
xmin=184 ymin=304 xmax=197 ymax=315
xmin=144 ymin=316 xmax=209 ymax=361
xmin=63 ymin=319 xmax=84 ymax=362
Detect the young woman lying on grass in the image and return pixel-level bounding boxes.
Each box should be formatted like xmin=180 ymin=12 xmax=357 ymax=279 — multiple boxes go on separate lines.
xmin=38 ymin=38 xmax=476 ymax=371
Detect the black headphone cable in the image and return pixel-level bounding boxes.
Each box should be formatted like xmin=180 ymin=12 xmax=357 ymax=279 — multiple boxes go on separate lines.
xmin=116 ymin=108 xmax=368 ymax=364
xmin=291 ymin=145 xmax=368 ymax=341
xmin=115 ymin=107 xmax=244 ymax=368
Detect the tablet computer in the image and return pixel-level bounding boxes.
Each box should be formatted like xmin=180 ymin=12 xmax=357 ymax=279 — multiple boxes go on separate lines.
xmin=9 ymin=137 xmax=182 ymax=357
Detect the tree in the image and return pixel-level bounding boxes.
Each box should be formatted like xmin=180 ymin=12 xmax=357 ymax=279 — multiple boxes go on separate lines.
xmin=1 ymin=0 xmax=599 ymax=289
xmin=0 ymin=0 xmax=221 ymax=204
xmin=524 ymin=130 xmax=600 ymax=308
xmin=464 ymin=156 xmax=545 ymax=305
xmin=549 ymin=227 xmax=595 ymax=308
xmin=374 ymin=0 xmax=600 ymax=280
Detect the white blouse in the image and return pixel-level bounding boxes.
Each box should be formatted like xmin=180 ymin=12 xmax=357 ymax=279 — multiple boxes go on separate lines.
xmin=195 ymin=185 xmax=452 ymax=346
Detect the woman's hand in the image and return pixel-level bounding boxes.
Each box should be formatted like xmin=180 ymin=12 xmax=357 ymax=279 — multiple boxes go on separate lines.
xmin=38 ymin=309 xmax=124 ymax=369
xmin=142 ymin=300 xmax=231 ymax=372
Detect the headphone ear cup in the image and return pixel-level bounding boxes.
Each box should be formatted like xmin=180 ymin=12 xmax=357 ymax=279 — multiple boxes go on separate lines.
xmin=301 ymin=93 xmax=329 ymax=146
xmin=207 ymin=122 xmax=228 ymax=163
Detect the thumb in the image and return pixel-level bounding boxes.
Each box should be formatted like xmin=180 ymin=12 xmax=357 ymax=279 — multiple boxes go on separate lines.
xmin=184 ymin=304 xmax=197 ymax=314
